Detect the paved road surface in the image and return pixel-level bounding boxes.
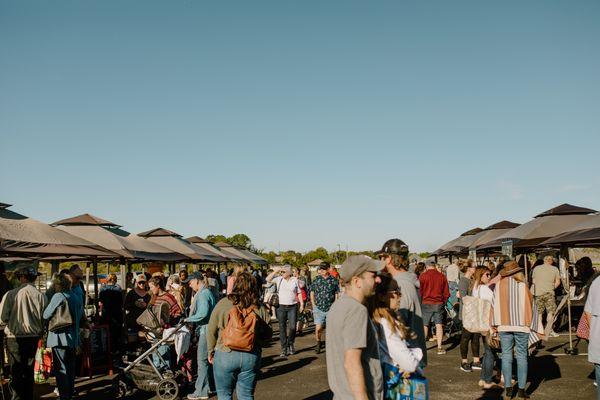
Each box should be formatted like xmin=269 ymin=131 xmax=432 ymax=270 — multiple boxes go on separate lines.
xmin=33 ymin=323 xmax=596 ymax=399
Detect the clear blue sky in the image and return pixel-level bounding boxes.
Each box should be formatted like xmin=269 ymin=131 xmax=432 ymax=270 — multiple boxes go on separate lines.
xmin=1 ymin=1 xmax=599 ymax=253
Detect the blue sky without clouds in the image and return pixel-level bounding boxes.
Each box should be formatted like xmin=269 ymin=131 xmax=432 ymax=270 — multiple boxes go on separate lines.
xmin=1 ymin=1 xmax=599 ymax=253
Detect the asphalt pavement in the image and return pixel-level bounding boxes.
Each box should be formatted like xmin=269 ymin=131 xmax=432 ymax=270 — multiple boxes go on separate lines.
xmin=32 ymin=323 xmax=596 ymax=400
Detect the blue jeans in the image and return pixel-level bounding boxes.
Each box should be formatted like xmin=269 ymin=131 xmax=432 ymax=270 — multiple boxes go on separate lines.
xmin=52 ymin=346 xmax=76 ymax=400
xmin=152 ymin=344 xmax=172 ymax=370
xmin=481 ymin=337 xmax=494 ymax=384
xmin=192 ymin=332 xmax=213 ymax=396
xmin=499 ymin=332 xmax=528 ymax=389
xmin=276 ymin=305 xmax=297 ymax=351
xmin=213 ymin=349 xmax=261 ymax=400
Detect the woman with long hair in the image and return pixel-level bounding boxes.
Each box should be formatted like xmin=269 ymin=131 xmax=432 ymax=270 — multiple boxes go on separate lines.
xmin=148 ymin=276 xmax=182 ymax=370
xmin=471 ymin=266 xmax=498 ymax=389
xmin=458 ymin=260 xmax=481 ymax=372
xmin=124 ymin=273 xmax=150 ymax=344
xmin=207 ymin=272 xmax=272 ymax=400
xmin=367 ymin=273 xmax=423 ymax=373
xmin=491 ymin=261 xmax=544 ymax=399
xmin=43 ymin=272 xmax=83 ymax=400
xmin=226 ymin=264 xmax=247 ymax=295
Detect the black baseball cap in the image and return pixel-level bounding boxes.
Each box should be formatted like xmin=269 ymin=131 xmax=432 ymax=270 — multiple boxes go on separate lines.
xmin=375 ymin=238 xmax=409 ymax=257
xmin=318 ymin=261 xmax=330 ymax=270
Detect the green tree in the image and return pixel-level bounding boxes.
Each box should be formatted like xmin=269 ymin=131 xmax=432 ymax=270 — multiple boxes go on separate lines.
xmin=228 ymin=233 xmax=253 ymax=250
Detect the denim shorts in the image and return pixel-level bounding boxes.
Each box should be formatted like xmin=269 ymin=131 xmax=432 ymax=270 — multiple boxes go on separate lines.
xmin=312 ymin=307 xmax=328 ymax=326
xmin=422 ymin=303 xmax=444 ymax=325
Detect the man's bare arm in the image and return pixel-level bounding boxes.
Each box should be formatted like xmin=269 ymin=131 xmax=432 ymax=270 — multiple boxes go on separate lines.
xmin=344 ymin=348 xmax=369 ymax=400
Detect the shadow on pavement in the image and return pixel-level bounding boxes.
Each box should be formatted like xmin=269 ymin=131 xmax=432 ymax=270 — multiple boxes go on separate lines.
xmin=527 ymin=354 xmax=561 ymax=394
xmin=260 ymin=356 xmax=318 ymax=380
xmin=303 ymin=390 xmax=333 ymax=400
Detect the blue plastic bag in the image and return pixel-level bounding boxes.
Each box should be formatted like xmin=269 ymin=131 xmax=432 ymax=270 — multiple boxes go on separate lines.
xmin=383 ymin=362 xmax=429 ymax=400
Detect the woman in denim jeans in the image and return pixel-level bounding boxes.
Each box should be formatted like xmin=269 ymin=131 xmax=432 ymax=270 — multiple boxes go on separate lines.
xmin=44 ymin=272 xmax=83 ymax=400
xmin=471 ymin=267 xmax=498 ymax=389
xmin=491 ymin=261 xmax=543 ymax=400
xmin=206 ymin=272 xmax=272 ymax=400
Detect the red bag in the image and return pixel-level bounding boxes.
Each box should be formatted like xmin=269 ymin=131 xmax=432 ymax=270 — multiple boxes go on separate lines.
xmin=576 ymin=312 xmax=590 ymax=340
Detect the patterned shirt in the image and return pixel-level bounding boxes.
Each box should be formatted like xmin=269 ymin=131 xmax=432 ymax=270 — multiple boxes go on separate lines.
xmin=310 ymin=275 xmax=339 ymax=312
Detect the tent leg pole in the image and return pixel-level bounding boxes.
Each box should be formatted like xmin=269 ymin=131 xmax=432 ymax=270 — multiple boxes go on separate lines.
xmin=93 ymin=259 xmax=99 ymax=321
xmin=561 ymin=246 xmax=573 ymax=352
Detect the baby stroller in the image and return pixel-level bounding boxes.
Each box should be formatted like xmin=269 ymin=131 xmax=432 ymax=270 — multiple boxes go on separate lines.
xmin=113 ymin=302 xmax=186 ymax=400
xmin=444 ymin=297 xmax=461 ymax=339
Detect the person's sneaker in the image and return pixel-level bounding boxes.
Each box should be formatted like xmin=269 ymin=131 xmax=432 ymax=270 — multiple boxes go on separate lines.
xmin=279 ymin=351 xmax=287 ymax=358
xmin=460 ymin=362 xmax=472 ymax=372
xmin=517 ymin=388 xmax=529 ymax=399
xmin=471 ymin=361 xmax=482 ymax=370
xmin=288 ymin=344 xmax=296 ymax=355
xmin=315 ymin=341 xmax=322 ymax=354
xmin=549 ymin=331 xmax=560 ymax=338
xmin=504 ymin=387 xmax=513 ymax=400
xmin=437 ymin=348 xmax=446 ymax=355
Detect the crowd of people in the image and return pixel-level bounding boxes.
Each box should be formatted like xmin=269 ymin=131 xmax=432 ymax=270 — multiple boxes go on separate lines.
xmin=0 ymin=239 xmax=598 ymax=400
xmin=324 ymin=239 xmax=600 ymax=400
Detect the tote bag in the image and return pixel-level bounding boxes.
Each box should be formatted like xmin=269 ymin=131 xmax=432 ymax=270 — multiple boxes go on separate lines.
xmin=48 ymin=294 xmax=73 ymax=332
xmin=461 ymin=295 xmax=491 ymax=334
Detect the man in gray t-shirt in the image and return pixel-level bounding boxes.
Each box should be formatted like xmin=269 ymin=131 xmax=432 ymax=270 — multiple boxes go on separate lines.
xmin=326 ymin=255 xmax=384 ymax=400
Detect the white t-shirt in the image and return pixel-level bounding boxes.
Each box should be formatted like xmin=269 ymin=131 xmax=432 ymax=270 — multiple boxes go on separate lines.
xmin=273 ymin=276 xmax=300 ymax=306
xmin=377 ymin=318 xmax=423 ymax=373
xmin=472 ymin=284 xmax=494 ymax=303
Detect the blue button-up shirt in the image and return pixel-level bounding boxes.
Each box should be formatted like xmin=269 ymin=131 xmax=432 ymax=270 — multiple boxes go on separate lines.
xmin=43 ymin=289 xmax=84 ymax=348
xmin=185 ymin=287 xmax=216 ymax=335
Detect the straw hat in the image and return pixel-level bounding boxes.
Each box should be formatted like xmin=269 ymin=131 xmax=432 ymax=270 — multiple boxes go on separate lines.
xmin=500 ymin=260 xmax=523 ymax=277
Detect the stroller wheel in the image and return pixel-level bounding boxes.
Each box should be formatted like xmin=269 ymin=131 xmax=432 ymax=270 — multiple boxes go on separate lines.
xmin=156 ymin=378 xmax=179 ymax=400
xmin=113 ymin=379 xmax=131 ymax=398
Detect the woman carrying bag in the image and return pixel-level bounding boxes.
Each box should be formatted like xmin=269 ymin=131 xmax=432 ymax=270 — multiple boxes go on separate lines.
xmin=367 ymin=273 xmax=424 ymax=399
xmin=43 ymin=272 xmax=83 ymax=400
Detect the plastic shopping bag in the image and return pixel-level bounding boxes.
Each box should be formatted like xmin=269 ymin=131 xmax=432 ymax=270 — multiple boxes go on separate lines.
xmin=383 ymin=362 xmax=429 ymax=400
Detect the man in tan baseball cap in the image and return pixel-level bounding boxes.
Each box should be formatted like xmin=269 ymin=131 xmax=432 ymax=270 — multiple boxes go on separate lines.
xmin=326 ymin=255 xmax=384 ymax=400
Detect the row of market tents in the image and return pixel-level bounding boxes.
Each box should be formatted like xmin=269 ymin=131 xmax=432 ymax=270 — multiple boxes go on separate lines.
xmin=0 ymin=201 xmax=267 ymax=266
xmin=431 ymin=203 xmax=600 ymax=259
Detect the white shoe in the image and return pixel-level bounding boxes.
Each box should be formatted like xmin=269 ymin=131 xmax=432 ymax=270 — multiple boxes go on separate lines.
xmin=549 ymin=331 xmax=560 ymax=338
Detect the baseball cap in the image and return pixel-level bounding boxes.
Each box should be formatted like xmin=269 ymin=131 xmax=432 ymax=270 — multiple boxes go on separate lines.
xmin=318 ymin=261 xmax=330 ymax=270
xmin=375 ymin=238 xmax=409 ymax=257
xmin=13 ymin=262 xmax=41 ymax=277
xmin=339 ymin=255 xmax=384 ymax=282
xmin=426 ymin=260 xmax=437 ymax=267
xmin=134 ymin=273 xmax=147 ymax=283
xmin=189 ymin=271 xmax=204 ymax=281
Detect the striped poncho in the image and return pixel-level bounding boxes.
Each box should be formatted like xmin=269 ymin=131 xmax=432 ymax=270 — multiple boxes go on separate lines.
xmin=491 ymin=277 xmax=544 ymax=346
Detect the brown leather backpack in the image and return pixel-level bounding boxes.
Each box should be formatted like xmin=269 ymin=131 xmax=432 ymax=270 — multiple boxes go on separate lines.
xmin=221 ymin=305 xmax=257 ymax=352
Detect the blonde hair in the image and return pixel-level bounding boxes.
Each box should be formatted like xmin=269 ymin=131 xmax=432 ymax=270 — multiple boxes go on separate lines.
xmin=107 ymin=273 xmax=118 ymax=285
xmin=544 ymin=255 xmax=555 ymax=265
